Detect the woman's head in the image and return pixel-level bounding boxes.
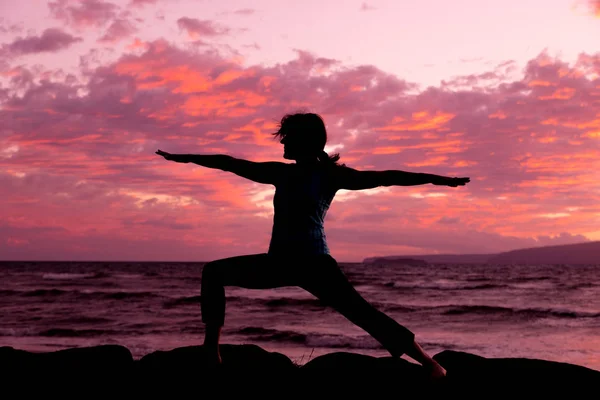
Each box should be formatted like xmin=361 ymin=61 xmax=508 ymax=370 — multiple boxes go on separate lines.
xmin=272 ymin=112 xmax=342 ymax=166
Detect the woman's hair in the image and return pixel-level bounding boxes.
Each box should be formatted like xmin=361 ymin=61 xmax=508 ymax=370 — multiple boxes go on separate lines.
xmin=272 ymin=112 xmax=344 ymax=167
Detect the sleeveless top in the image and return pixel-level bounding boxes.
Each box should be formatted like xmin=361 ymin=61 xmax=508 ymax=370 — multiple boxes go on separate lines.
xmin=268 ymin=163 xmax=338 ymax=257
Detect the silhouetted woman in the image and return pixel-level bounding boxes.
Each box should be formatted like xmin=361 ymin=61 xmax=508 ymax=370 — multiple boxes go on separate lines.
xmin=156 ymin=112 xmax=470 ymax=379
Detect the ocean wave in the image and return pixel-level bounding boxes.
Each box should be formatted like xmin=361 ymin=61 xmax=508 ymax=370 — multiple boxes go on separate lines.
xmin=509 ymin=276 xmax=552 ymax=282
xmin=236 ymin=327 xmax=383 ymax=350
xmin=437 ymin=305 xmax=600 ymax=319
xmin=22 ymin=289 xmax=70 ymax=297
xmin=113 ymin=274 xmax=144 ymax=279
xmin=264 ymin=298 xmax=324 ymax=308
xmin=0 ymin=288 xmax=162 ymax=301
xmin=161 ymin=295 xmax=325 ymax=309
xmin=0 ymin=327 xmax=115 ymax=338
xmin=102 ymin=291 xmax=157 ymax=300
xmin=42 ymin=273 xmax=97 ymax=280
xmin=235 ymin=326 xmax=470 ymax=352
xmin=385 ymin=282 xmax=509 ymax=291
xmin=384 ymin=304 xmax=419 ymax=313
xmin=163 ymin=295 xmax=202 ymax=307
xmin=560 ymin=282 xmax=598 ymax=290
xmin=162 ymin=295 xmax=246 ymax=308
xmin=0 ymin=327 xmax=36 ymax=336
xmin=37 ymin=328 xmax=149 ymax=337
xmin=52 ymin=316 xmax=113 ymax=325
xmin=236 ymin=327 xmax=308 ymax=344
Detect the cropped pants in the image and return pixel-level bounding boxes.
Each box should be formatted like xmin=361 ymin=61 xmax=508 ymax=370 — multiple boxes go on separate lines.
xmin=200 ymin=252 xmax=415 ymax=357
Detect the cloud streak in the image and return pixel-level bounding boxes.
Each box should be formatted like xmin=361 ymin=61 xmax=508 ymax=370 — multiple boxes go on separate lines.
xmin=98 ymin=18 xmax=137 ymax=43
xmin=1 ymin=28 xmax=82 ymax=56
xmin=176 ymin=18 xmax=230 ymax=39
xmin=48 ymin=0 xmax=119 ymax=28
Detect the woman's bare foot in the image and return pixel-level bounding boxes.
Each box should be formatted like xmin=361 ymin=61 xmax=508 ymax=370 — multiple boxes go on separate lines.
xmin=424 ymin=359 xmax=447 ymax=380
xmin=404 ymin=339 xmax=447 ymax=380
xmin=210 ymin=351 xmax=222 ymax=365
xmin=202 ymin=345 xmax=223 ymax=365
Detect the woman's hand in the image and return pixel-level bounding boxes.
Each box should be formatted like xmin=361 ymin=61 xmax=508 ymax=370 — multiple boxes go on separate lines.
xmin=433 ymin=176 xmax=470 ymax=187
xmin=155 ymin=149 xmax=189 ymax=163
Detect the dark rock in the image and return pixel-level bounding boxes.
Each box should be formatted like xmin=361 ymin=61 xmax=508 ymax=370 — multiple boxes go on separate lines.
xmin=434 ymin=350 xmax=600 ymax=392
xmin=137 ymin=343 xmax=295 ymax=373
xmin=0 ymin=345 xmax=134 ymax=394
xmin=135 ymin=344 xmax=298 ymax=392
xmin=0 ymin=344 xmax=133 ymax=374
xmin=1 ymin=344 xmax=598 ymax=394
xmin=299 ymin=352 xmax=448 ymax=395
xmin=303 ymin=352 xmax=422 ymax=373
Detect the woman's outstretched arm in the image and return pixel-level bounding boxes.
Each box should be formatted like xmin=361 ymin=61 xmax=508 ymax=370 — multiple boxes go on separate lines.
xmin=155 ymin=149 xmax=287 ymax=185
xmin=334 ymin=166 xmax=470 ymax=190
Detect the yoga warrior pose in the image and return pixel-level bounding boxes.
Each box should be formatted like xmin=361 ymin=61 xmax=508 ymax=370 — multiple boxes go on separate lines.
xmin=156 ymin=112 xmax=470 ymax=379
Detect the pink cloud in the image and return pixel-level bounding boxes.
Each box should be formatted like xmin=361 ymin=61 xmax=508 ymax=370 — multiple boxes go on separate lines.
xmin=176 ymin=17 xmax=230 ymax=39
xmin=360 ymin=2 xmax=377 ymax=11
xmin=0 ymin=18 xmax=24 ymax=35
xmin=1 ymin=28 xmax=82 ymax=56
xmin=98 ymin=18 xmax=137 ymax=43
xmin=129 ymin=0 xmax=158 ymax=7
xmin=48 ymin=0 xmax=119 ymax=28
xmin=233 ymin=9 xmax=256 ymax=16
xmin=1 ymin=39 xmax=599 ymax=261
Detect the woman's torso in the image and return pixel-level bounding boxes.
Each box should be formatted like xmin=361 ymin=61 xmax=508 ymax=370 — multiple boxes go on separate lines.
xmin=268 ymin=163 xmax=338 ymax=256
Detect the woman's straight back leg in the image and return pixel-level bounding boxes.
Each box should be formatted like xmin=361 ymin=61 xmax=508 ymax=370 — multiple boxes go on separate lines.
xmin=299 ymin=254 xmax=415 ymax=358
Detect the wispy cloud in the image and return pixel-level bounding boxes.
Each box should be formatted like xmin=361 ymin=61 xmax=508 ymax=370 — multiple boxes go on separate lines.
xmin=98 ymin=18 xmax=137 ymax=43
xmin=360 ymin=2 xmax=377 ymax=11
xmin=233 ymin=8 xmax=256 ymax=16
xmin=48 ymin=0 xmax=119 ymax=28
xmin=129 ymin=0 xmax=159 ymax=7
xmin=176 ymin=17 xmax=230 ymax=39
xmin=1 ymin=28 xmax=82 ymax=56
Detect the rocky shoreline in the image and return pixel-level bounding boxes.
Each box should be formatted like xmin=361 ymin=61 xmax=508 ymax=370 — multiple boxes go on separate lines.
xmin=1 ymin=344 xmax=598 ymax=394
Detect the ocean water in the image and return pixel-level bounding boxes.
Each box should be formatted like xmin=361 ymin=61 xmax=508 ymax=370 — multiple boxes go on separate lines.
xmin=0 ymin=261 xmax=598 ymax=371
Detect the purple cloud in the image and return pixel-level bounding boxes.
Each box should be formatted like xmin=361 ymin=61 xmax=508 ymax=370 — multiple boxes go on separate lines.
xmin=360 ymin=2 xmax=377 ymax=11
xmin=48 ymin=0 xmax=119 ymax=28
xmin=2 ymin=28 xmax=82 ymax=56
xmin=98 ymin=18 xmax=137 ymax=43
xmin=0 ymin=19 xmax=24 ymax=35
xmin=176 ymin=17 xmax=230 ymax=38
xmin=233 ymin=9 xmax=256 ymax=15
xmin=129 ymin=0 xmax=158 ymax=6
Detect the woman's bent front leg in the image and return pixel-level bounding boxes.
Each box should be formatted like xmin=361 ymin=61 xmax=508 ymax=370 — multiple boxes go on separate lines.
xmin=200 ymin=252 xmax=298 ymax=362
xmin=201 ymin=253 xmax=290 ymax=325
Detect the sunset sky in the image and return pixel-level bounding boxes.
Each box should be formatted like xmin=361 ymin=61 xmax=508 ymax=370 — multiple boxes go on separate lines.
xmin=1 ymin=0 xmax=600 ymax=262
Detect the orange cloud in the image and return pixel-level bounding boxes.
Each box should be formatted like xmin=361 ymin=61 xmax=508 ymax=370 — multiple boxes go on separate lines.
xmin=372 ymin=146 xmax=405 ymax=155
xmin=591 ymin=0 xmax=600 ymax=16
xmin=539 ymin=87 xmax=576 ymax=100
xmin=374 ymin=111 xmax=455 ymax=132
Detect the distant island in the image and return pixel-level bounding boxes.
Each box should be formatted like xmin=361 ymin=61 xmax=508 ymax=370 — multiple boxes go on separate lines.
xmin=363 ymin=240 xmax=600 ymax=265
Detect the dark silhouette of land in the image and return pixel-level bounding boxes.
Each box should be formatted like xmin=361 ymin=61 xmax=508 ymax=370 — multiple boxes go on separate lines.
xmin=364 ymin=240 xmax=600 ymax=265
